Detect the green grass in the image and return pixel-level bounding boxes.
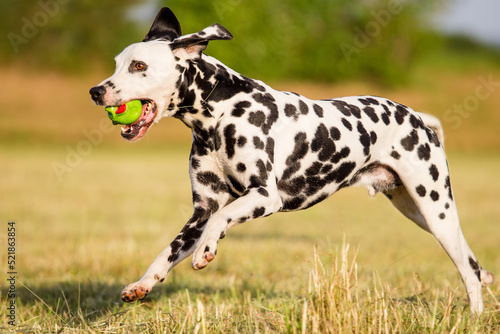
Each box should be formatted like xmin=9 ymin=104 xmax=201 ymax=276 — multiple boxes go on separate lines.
xmin=0 ymin=145 xmax=499 ymax=333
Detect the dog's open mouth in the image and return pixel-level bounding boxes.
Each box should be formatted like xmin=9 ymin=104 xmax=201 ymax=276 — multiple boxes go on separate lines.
xmin=117 ymin=100 xmax=157 ymax=142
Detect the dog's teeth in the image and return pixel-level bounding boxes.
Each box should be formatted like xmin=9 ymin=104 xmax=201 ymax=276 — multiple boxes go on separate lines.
xmin=121 ymin=126 xmax=126 ymax=132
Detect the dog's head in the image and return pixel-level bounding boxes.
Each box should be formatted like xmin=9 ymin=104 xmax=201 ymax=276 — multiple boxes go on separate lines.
xmin=89 ymin=7 xmax=232 ymax=141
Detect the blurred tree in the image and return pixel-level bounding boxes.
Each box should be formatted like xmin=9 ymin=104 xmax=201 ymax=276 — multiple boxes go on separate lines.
xmin=149 ymin=0 xmax=444 ymax=85
xmin=0 ymin=0 xmax=142 ymax=71
xmin=4 ymin=0 xmax=488 ymax=86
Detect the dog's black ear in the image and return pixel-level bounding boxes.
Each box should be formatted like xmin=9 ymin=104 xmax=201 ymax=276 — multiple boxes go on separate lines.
xmin=170 ymin=24 xmax=232 ymax=58
xmin=143 ymin=7 xmax=182 ymax=42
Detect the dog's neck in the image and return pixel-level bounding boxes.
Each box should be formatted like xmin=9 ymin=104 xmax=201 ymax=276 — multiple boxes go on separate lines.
xmin=170 ymin=54 xmax=262 ymax=146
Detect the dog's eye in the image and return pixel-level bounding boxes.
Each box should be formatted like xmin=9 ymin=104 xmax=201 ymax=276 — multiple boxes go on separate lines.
xmin=129 ymin=61 xmax=148 ymax=73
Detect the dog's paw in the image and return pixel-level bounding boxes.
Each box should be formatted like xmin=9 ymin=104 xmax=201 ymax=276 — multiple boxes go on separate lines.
xmin=481 ymin=269 xmax=495 ymax=287
xmin=192 ymin=250 xmax=216 ymax=270
xmin=192 ymin=233 xmax=219 ymax=270
xmin=121 ymin=283 xmax=151 ymax=303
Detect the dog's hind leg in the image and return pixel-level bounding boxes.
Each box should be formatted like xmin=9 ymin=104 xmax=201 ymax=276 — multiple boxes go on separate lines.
xmin=383 ymin=140 xmax=494 ymax=313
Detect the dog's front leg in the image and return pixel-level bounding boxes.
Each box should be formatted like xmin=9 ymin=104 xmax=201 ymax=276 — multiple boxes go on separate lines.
xmin=121 ymin=151 xmax=232 ymax=302
xmin=121 ymin=200 xmax=228 ymax=302
xmin=192 ymin=186 xmax=283 ymax=269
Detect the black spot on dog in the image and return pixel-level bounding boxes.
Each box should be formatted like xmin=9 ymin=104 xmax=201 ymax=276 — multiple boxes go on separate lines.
xmin=286 ymin=132 xmax=309 ymax=166
xmin=429 ymin=164 xmax=439 ymax=181
xmin=359 ymin=97 xmax=380 ymax=106
xmin=169 ymin=240 xmax=182 ymax=257
xmin=390 ymin=151 xmax=401 ymax=159
xmin=265 ymin=137 xmax=275 ymax=163
xmin=416 ymin=185 xmax=426 ymax=197
xmin=278 ymin=176 xmax=306 ymax=196
xmin=394 ymin=104 xmax=409 ymax=125
xmin=252 ymin=92 xmax=279 ymax=134
xmin=282 ymin=163 xmax=301 ymax=180
xmin=401 ymin=130 xmax=419 ymax=151
xmin=224 ymin=124 xmax=237 ymax=159
xmin=248 ymin=110 xmax=266 ymax=127
xmin=257 ymin=187 xmax=269 ymax=197
xmin=445 ymin=202 xmax=450 ymax=209
xmin=331 ymin=100 xmax=362 ymax=118
xmin=321 ymin=164 xmax=333 ymax=174
xmin=237 ymin=136 xmax=247 ymax=147
xmin=439 ymin=213 xmax=446 ymax=220
xmin=359 ymin=98 xmax=370 ymax=106
xmin=306 ymin=162 xmax=323 ymax=176
xmin=183 ymin=226 xmax=203 ymax=240
xmin=363 ymin=107 xmax=379 ymax=123
xmin=357 ymin=122 xmax=371 ymax=156
xmin=330 ymin=147 xmax=350 ymax=164
xmin=303 ymin=193 xmax=329 ymax=209
xmin=330 ymin=127 xmax=341 ymax=140
xmin=304 ymin=175 xmax=327 ymax=196
xmin=299 ymin=100 xmax=309 ymax=115
xmin=231 ymin=101 xmax=251 ymax=117
xmin=195 ymin=217 xmax=209 ymax=229
xmin=311 ymin=124 xmax=336 ymax=161
xmin=282 ymin=196 xmax=306 ymax=211
xmin=313 ymin=104 xmax=324 ymax=117
xmin=253 ymin=207 xmax=266 ymax=218
xmin=285 ymin=103 xmax=299 ymax=120
xmin=191 ymin=158 xmax=201 ymax=170
xmin=381 ymin=105 xmax=391 ymax=125
xmin=341 ymin=118 xmax=352 ymax=131
xmin=256 ymin=159 xmax=268 ymax=181
xmin=430 ymin=190 xmax=439 ymax=201
xmin=236 ymin=163 xmax=246 ymax=172
xmin=181 ymin=238 xmax=195 ymax=252
xmin=425 ymin=127 xmax=441 ymax=147
xmin=197 ymin=171 xmax=228 ymax=193
xmin=104 ymin=80 xmax=115 ymax=89
xmin=468 ymin=257 xmax=481 ymax=281
xmin=417 ymin=143 xmax=431 ymax=161
xmin=206 ymin=198 xmax=219 ymax=213
xmin=370 ymin=131 xmax=377 ymax=145
xmin=266 ymin=161 xmax=272 ymax=171
xmin=249 ymin=173 xmax=267 ymax=188
xmin=327 ymin=161 xmax=356 ymax=184
xmin=444 ymin=176 xmax=453 ymax=200
xmin=253 ymin=136 xmax=265 ymax=149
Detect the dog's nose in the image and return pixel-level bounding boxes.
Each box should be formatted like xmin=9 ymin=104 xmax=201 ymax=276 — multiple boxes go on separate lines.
xmin=89 ymin=86 xmax=107 ymax=101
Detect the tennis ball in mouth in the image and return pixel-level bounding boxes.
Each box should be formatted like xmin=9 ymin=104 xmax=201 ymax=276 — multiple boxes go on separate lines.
xmin=105 ymin=100 xmax=142 ymax=125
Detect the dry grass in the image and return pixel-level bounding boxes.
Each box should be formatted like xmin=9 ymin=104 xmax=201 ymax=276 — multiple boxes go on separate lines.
xmin=0 ymin=144 xmax=499 ymax=333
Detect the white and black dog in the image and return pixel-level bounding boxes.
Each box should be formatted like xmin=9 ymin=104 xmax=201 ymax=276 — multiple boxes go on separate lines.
xmin=90 ymin=7 xmax=493 ymax=313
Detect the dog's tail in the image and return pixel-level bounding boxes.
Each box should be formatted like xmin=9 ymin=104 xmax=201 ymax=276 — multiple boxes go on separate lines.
xmin=416 ymin=112 xmax=445 ymax=147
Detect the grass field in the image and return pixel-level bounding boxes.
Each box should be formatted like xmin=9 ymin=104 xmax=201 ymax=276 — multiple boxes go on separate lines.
xmin=0 ymin=67 xmax=499 ymax=332
xmin=0 ymin=145 xmax=499 ymax=333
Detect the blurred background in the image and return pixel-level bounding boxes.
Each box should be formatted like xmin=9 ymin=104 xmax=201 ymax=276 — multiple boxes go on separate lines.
xmin=1 ymin=0 xmax=500 ymax=149
xmin=1 ymin=0 xmax=499 ymax=324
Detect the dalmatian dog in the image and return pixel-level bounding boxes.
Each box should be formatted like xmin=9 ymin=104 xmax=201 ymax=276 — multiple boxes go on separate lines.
xmin=89 ymin=7 xmax=494 ymax=313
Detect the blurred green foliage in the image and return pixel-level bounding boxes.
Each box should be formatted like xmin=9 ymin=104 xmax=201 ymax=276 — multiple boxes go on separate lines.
xmin=0 ymin=0 xmax=143 ymax=71
xmin=1 ymin=0 xmax=499 ymax=85
xmin=176 ymin=0 xmax=436 ymax=85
